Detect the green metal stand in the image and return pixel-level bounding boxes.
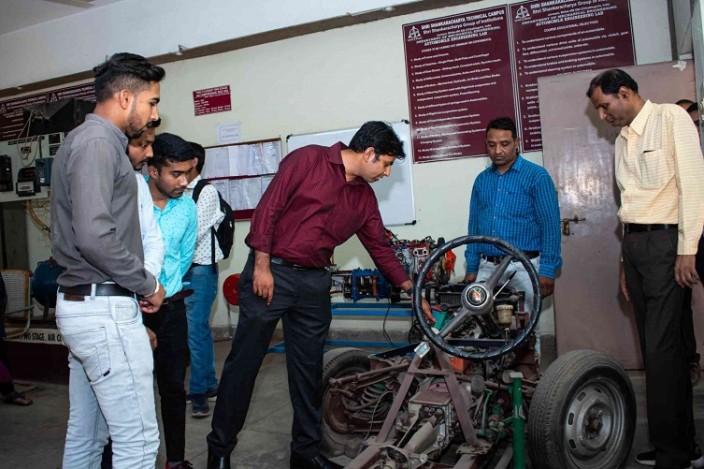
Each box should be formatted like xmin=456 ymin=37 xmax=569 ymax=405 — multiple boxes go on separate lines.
xmin=509 ymin=371 xmax=526 ymax=469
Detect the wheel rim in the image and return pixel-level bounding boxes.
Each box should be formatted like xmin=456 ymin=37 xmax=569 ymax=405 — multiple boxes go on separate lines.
xmin=562 ymin=377 xmax=628 ymax=468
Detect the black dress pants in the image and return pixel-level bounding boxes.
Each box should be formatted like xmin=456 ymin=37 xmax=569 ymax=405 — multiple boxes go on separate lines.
xmin=623 ymin=229 xmax=694 ymax=468
xmin=208 ymin=255 xmax=332 ymax=459
xmin=0 ymin=338 xmax=15 ymax=396
xmin=143 ymin=298 xmax=189 ymax=463
xmin=688 ymin=235 xmax=704 ymax=363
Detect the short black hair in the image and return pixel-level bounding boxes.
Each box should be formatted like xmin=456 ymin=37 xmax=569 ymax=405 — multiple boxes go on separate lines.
xmin=586 ymin=69 xmax=638 ymax=98
xmin=486 ymin=117 xmax=518 ymax=139
xmin=687 ymin=102 xmax=700 ymax=114
xmin=149 ymin=133 xmax=194 ymax=171
xmin=93 ymin=52 xmax=165 ymax=102
xmin=190 ymin=142 xmax=206 ymax=174
xmin=349 ymin=121 xmax=405 ymax=160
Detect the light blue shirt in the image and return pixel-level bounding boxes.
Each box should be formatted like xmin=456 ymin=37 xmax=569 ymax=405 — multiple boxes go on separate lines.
xmin=152 ymin=195 xmax=198 ymax=297
xmin=465 ymin=156 xmax=562 ymax=278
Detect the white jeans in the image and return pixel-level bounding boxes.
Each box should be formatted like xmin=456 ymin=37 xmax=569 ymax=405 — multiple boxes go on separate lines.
xmin=476 ymin=256 xmax=542 ymax=358
xmin=56 ymin=292 xmax=159 ymax=469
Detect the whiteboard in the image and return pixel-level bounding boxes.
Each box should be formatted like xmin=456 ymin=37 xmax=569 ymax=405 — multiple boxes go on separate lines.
xmin=286 ymin=121 xmax=415 ymax=226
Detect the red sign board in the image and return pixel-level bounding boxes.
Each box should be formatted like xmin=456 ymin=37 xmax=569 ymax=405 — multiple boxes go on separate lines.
xmin=403 ymin=6 xmax=515 ymax=163
xmin=193 ymin=85 xmax=232 ymax=116
xmin=0 ymin=83 xmax=95 ymax=141
xmin=511 ymin=0 xmax=634 ymax=151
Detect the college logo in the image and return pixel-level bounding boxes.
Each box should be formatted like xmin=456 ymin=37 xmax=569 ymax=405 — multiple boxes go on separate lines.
xmin=407 ymin=25 xmax=422 ymax=41
xmin=515 ymin=5 xmax=530 ymax=20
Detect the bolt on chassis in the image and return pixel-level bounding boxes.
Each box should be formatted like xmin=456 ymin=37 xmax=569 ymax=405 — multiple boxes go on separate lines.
xmin=321 ymin=236 xmax=636 ymax=469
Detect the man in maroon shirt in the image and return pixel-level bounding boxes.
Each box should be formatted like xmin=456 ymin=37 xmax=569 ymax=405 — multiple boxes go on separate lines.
xmin=207 ymin=121 xmax=432 ymax=469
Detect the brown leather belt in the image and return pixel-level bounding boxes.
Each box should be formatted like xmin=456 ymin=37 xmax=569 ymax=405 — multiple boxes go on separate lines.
xmin=162 ymin=289 xmax=194 ymax=304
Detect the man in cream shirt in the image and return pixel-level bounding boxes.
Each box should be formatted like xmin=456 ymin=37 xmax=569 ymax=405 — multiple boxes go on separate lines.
xmin=588 ymin=69 xmax=704 ymax=469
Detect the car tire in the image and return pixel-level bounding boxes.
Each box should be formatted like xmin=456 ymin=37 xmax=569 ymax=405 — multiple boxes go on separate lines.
xmin=527 ymin=349 xmax=636 ymax=469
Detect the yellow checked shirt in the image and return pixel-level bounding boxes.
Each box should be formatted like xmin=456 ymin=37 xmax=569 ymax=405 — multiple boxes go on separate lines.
xmin=615 ymin=100 xmax=704 ymax=255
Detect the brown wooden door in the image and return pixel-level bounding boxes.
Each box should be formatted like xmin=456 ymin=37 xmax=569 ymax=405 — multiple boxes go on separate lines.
xmin=538 ymin=61 xmax=698 ymax=369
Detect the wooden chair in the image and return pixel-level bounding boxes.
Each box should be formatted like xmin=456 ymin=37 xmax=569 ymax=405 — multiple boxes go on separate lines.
xmin=1 ymin=269 xmax=34 ymax=339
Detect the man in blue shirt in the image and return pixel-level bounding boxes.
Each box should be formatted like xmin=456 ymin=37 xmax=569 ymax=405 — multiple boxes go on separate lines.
xmin=464 ymin=117 xmax=562 ymax=361
xmin=144 ymin=132 xmax=198 ymax=469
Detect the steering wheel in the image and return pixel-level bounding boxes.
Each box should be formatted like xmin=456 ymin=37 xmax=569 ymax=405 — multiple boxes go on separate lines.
xmin=412 ymin=235 xmax=542 ymax=360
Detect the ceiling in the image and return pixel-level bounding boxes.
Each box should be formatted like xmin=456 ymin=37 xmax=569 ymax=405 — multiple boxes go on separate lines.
xmin=0 ymin=0 xmax=125 ymax=36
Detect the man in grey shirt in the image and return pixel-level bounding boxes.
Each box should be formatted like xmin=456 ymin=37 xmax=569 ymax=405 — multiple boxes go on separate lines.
xmin=51 ymin=52 xmax=166 ymax=469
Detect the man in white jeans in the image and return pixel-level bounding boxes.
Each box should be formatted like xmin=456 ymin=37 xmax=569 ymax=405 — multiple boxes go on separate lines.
xmin=51 ymin=53 xmax=166 ymax=469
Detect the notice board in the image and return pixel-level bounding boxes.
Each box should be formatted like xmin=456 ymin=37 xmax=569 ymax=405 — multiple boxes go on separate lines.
xmin=286 ymin=121 xmax=415 ymax=226
xmin=403 ymin=5 xmax=516 ymax=163
xmin=201 ymin=138 xmax=282 ymax=220
xmin=402 ymin=0 xmax=635 ymax=161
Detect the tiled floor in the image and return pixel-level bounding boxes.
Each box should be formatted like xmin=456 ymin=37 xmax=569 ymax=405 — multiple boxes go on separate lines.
xmin=1 ymin=338 xmax=703 ymax=468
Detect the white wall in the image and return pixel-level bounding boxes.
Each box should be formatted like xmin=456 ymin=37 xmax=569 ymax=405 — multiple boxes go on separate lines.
xmin=0 ymin=0 xmax=424 ymax=90
xmin=10 ymin=0 xmax=673 ymax=335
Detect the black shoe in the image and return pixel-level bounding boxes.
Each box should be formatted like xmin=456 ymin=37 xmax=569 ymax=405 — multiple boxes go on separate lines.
xmin=290 ymin=451 xmax=334 ymax=469
xmin=636 ymin=447 xmax=704 ymax=468
xmin=207 ymin=448 xmax=231 ymax=469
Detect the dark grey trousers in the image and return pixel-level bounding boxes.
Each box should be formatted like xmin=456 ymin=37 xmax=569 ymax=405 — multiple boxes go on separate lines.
xmin=623 ymin=228 xmax=694 ymax=468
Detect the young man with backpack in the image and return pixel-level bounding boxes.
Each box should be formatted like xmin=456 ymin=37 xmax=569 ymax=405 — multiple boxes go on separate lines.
xmin=184 ymin=142 xmax=233 ymax=418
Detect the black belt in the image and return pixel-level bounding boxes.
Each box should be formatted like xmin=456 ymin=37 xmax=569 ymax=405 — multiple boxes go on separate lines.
xmin=162 ymin=289 xmax=194 ymax=305
xmin=481 ymin=251 xmax=539 ymax=265
xmin=270 ymin=256 xmax=325 ymax=271
xmin=58 ymin=284 xmax=134 ymax=297
xmin=623 ymin=223 xmax=677 ymax=233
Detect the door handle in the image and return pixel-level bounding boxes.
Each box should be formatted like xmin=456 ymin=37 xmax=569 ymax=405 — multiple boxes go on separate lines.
xmin=560 ymin=216 xmax=586 ymax=236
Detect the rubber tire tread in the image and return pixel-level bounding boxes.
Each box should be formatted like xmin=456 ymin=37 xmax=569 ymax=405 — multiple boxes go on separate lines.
xmin=526 ymin=349 xmax=636 ymax=469
xmin=320 ymin=348 xmax=371 ymax=458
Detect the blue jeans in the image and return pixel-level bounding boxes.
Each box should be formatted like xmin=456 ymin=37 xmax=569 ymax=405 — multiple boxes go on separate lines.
xmin=184 ymin=264 xmax=219 ymax=395
xmin=56 ymin=292 xmax=159 ymax=469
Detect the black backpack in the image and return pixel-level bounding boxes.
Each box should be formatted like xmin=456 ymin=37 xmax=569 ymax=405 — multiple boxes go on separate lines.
xmin=192 ymin=180 xmax=235 ymax=268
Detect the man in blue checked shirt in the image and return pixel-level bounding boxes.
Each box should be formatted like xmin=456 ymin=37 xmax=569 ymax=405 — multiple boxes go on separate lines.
xmin=144 ymin=132 xmax=198 ymax=469
xmin=464 ymin=117 xmax=562 ymax=361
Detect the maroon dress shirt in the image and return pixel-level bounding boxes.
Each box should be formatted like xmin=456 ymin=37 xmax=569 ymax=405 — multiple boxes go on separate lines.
xmin=246 ymin=142 xmax=409 ymax=287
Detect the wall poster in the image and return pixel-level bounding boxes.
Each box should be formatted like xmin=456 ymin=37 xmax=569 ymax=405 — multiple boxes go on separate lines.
xmin=0 ymin=83 xmax=95 ymax=142
xmin=403 ymin=0 xmax=635 ymax=161
xmin=403 ymin=6 xmax=515 ymax=163
xmin=511 ymin=0 xmax=635 ymax=151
